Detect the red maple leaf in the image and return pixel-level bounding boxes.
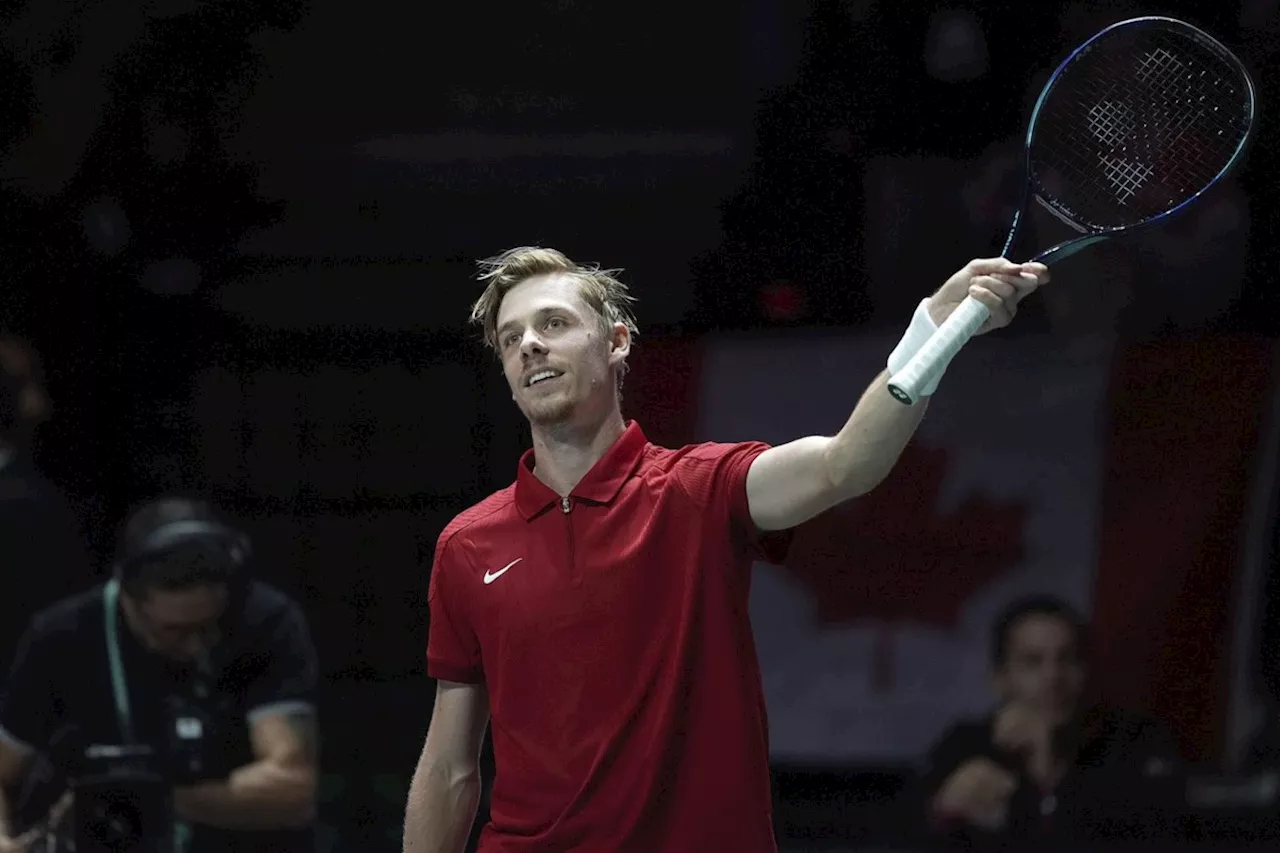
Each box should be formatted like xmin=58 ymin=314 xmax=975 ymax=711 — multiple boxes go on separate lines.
xmin=782 ymin=441 xmax=1028 ymax=691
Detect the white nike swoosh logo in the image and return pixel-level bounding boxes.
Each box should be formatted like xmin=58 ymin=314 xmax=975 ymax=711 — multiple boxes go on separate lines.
xmin=484 ymin=558 xmax=522 ymax=585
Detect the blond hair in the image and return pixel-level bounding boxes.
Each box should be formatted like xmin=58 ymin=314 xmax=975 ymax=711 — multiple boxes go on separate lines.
xmin=470 ymin=246 xmax=639 ymax=379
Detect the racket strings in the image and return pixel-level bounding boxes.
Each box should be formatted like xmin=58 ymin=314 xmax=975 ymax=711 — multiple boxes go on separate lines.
xmin=1030 ymin=25 xmax=1251 ymax=230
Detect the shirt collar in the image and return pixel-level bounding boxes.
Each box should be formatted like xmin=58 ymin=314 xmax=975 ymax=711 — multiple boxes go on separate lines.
xmin=514 ymin=421 xmax=648 ymax=519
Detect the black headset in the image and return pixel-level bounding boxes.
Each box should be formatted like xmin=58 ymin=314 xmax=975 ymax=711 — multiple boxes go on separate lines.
xmin=112 ymin=517 xmax=253 ymax=587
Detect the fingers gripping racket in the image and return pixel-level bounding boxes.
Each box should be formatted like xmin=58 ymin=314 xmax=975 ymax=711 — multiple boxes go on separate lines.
xmin=888 ymin=16 xmax=1257 ymax=405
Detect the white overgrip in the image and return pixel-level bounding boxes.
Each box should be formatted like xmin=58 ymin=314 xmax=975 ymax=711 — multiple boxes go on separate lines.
xmin=886 ymin=295 xmax=990 ymax=405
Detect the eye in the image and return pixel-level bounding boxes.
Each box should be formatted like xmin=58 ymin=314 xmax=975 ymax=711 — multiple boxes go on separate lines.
xmin=502 ymin=333 xmax=520 ymax=349
xmin=545 ymin=317 xmax=564 ymax=330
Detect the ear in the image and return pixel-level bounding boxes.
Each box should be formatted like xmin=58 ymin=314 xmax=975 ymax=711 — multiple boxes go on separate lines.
xmin=607 ymin=322 xmax=631 ymax=369
xmin=119 ymin=586 xmax=141 ymax=616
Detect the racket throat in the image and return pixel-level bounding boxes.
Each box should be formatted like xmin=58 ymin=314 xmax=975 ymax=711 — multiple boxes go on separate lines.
xmin=1032 ymin=234 xmax=1112 ymax=266
xmin=1033 ymin=194 xmax=1090 ymax=234
xmin=1024 ymin=195 xmax=1111 ymax=265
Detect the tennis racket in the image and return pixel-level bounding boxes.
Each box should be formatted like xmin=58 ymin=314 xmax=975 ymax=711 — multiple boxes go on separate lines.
xmin=887 ymin=16 xmax=1257 ymax=405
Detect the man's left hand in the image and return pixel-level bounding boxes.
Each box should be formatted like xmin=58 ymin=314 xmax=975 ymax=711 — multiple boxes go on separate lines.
xmin=927 ymin=257 xmax=1050 ymax=334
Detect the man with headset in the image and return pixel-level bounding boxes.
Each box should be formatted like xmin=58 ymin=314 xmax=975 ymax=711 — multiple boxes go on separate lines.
xmin=0 ymin=496 xmax=320 ymax=853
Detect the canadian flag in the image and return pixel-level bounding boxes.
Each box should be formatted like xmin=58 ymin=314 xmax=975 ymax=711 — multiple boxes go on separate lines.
xmin=627 ymin=331 xmax=1274 ymax=764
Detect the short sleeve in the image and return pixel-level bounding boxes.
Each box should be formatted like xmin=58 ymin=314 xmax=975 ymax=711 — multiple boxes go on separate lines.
xmin=0 ymin=617 xmax=61 ymax=754
xmin=426 ymin=534 xmax=483 ymax=684
xmin=243 ymin=600 xmax=319 ymax=723
xmin=673 ymin=441 xmax=792 ymax=564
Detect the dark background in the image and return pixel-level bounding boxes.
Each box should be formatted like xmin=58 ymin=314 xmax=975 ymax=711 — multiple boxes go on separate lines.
xmin=1 ymin=0 xmax=1279 ymax=849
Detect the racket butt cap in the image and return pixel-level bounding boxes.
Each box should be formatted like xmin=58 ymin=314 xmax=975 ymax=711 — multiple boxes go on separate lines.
xmin=888 ymin=384 xmax=917 ymax=406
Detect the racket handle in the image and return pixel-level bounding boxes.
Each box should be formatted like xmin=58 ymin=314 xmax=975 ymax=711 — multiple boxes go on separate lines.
xmin=887 ymin=296 xmax=989 ymax=405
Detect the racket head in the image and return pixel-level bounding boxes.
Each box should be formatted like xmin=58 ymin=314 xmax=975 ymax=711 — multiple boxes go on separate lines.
xmin=1022 ymin=17 xmax=1256 ymax=237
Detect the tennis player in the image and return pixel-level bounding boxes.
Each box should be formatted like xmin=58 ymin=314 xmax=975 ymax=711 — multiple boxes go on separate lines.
xmin=403 ymin=247 xmax=1047 ymax=853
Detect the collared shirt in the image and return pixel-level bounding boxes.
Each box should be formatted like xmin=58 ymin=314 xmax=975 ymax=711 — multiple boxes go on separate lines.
xmin=428 ymin=422 xmax=789 ymax=853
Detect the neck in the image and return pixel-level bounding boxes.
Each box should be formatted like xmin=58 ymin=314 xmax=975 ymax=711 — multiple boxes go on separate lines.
xmin=529 ymin=408 xmax=627 ymax=496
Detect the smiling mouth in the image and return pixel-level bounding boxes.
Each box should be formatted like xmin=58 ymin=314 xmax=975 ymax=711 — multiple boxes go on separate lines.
xmin=525 ymin=369 xmax=563 ymax=387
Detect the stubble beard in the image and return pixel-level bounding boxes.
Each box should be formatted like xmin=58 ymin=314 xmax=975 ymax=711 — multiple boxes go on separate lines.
xmin=523 ymin=391 xmax=577 ymax=427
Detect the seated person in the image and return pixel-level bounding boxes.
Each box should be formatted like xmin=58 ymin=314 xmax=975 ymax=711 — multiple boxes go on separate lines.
xmin=0 ymin=496 xmax=319 ymax=853
xmin=0 ymin=333 xmax=91 ymax=673
xmin=915 ymin=595 xmax=1185 ymax=848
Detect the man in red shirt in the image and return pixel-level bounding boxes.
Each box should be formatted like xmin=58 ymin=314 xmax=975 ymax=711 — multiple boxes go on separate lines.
xmin=403 ymin=246 xmax=1047 ymax=853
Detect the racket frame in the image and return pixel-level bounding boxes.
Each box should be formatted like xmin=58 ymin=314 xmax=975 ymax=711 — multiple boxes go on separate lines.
xmin=887 ymin=16 xmax=1257 ymax=406
xmin=1010 ymin=15 xmax=1257 ymax=265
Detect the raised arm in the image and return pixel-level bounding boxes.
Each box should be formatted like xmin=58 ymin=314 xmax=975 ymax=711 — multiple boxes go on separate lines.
xmin=403 ymin=680 xmax=490 ymax=853
xmin=746 ymin=258 xmax=1047 ymax=531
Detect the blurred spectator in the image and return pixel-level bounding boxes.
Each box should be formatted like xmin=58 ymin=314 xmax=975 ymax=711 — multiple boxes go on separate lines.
xmin=912 ymin=596 xmax=1185 ymax=849
xmin=0 ymin=335 xmax=92 ymax=670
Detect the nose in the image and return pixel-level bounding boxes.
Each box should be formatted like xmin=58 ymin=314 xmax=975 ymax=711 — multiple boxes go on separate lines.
xmin=519 ymin=329 xmax=548 ymax=359
xmin=1045 ymin=659 xmax=1076 ymax=688
xmin=181 ymin=636 xmax=207 ymax=660
xmin=180 ymin=629 xmax=218 ymax=661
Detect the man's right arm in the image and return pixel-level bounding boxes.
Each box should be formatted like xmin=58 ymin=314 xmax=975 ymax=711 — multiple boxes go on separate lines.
xmin=0 ymin=737 xmax=32 ymax=843
xmin=911 ymin=721 xmax=1018 ymax=835
xmin=403 ymin=680 xmax=490 ymax=853
xmin=0 ymin=614 xmax=61 ymax=849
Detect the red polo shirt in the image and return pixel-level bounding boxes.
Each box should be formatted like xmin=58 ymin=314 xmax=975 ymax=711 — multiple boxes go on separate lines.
xmin=427 ymin=422 xmax=786 ymax=853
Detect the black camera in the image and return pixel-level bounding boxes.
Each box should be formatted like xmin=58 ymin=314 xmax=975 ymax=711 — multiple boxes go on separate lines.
xmin=73 ymin=744 xmax=173 ymax=853
xmin=56 ymin=693 xmax=217 ymax=852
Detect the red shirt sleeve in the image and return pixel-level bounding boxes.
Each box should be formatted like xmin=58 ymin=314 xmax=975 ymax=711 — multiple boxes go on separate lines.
xmin=672 ymin=441 xmax=792 ymax=564
xmin=426 ymin=532 xmax=484 ymax=684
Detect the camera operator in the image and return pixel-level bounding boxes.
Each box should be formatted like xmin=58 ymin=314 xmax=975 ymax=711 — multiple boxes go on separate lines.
xmin=0 ymin=495 xmax=319 ymax=853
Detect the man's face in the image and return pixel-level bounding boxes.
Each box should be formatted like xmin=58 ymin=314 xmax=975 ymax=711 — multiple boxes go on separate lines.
xmin=124 ymin=584 xmax=227 ymax=663
xmin=0 ymin=338 xmax=51 ymax=443
xmin=494 ymin=273 xmax=629 ymax=428
xmin=993 ymin=614 xmax=1086 ymax=723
